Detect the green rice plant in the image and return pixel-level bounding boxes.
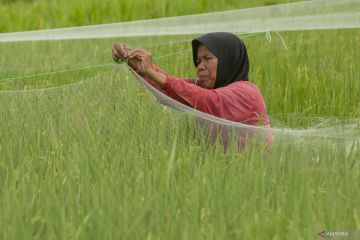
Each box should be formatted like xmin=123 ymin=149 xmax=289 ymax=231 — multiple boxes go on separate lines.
xmin=0 ymin=1 xmax=359 ymax=240
xmin=0 ymin=66 xmax=359 ymax=239
xmin=0 ymin=0 xmax=301 ymax=33
xmin=0 ymin=30 xmax=359 ymax=239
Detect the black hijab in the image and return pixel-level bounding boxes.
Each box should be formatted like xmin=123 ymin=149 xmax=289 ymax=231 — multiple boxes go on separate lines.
xmin=192 ymin=32 xmax=249 ymax=88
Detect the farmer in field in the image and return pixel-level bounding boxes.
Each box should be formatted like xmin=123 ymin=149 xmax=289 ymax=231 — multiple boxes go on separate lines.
xmin=112 ymin=32 xmax=273 ymax=149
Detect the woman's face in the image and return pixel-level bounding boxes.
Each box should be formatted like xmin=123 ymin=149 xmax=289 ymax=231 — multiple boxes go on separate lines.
xmin=196 ymin=45 xmax=218 ymax=89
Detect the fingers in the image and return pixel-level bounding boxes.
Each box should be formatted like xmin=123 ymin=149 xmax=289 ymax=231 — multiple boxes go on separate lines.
xmin=112 ymin=48 xmax=121 ymax=62
xmin=128 ymin=48 xmax=143 ymax=55
xmin=128 ymin=48 xmax=146 ymax=57
xmin=112 ymin=42 xmax=130 ymax=62
xmin=128 ymin=48 xmax=150 ymax=61
xmin=112 ymin=44 xmax=152 ymax=69
xmin=114 ymin=42 xmax=129 ymax=54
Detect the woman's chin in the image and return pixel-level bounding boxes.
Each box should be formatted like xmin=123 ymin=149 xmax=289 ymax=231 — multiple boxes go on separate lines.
xmin=198 ymin=80 xmax=215 ymax=89
xmin=199 ymin=83 xmax=213 ymax=89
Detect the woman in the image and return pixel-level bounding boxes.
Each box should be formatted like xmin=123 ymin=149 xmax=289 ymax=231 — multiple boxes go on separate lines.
xmin=112 ymin=32 xmax=273 ymax=149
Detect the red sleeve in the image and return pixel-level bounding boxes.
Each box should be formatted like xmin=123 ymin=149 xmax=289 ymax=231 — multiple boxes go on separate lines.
xmin=143 ymin=65 xmax=194 ymax=95
xmin=143 ymin=65 xmax=166 ymax=92
xmin=163 ymin=76 xmax=254 ymax=122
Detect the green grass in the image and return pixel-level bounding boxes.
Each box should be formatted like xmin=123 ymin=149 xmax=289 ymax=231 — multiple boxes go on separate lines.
xmin=0 ymin=66 xmax=359 ymax=239
xmin=0 ymin=1 xmax=360 ymax=240
xmin=0 ymin=0 xmax=301 ymax=33
xmin=1 ymin=30 xmax=359 ymax=123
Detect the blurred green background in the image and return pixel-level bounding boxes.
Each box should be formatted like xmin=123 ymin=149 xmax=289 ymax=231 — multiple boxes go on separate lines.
xmin=0 ymin=0 xmax=300 ymax=32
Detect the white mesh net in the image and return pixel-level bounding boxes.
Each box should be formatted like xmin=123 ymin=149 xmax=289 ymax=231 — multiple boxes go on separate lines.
xmin=1 ymin=1 xmax=360 ymax=238
xmin=0 ymin=0 xmax=359 ymax=156
xmin=0 ymin=0 xmax=360 ymax=42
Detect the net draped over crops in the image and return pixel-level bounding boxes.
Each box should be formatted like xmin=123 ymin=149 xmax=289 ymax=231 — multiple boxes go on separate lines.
xmin=0 ymin=0 xmax=359 ymax=239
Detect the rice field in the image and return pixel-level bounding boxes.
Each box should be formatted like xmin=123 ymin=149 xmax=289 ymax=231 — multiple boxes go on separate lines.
xmin=0 ymin=1 xmax=359 ymax=240
xmin=0 ymin=0 xmax=301 ymax=32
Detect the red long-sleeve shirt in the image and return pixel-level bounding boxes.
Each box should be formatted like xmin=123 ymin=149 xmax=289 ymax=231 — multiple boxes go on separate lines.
xmin=148 ymin=67 xmax=273 ymax=149
xmin=163 ymin=75 xmax=270 ymax=126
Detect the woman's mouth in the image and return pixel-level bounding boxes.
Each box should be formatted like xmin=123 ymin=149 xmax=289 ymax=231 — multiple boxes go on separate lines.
xmin=199 ymin=75 xmax=209 ymax=80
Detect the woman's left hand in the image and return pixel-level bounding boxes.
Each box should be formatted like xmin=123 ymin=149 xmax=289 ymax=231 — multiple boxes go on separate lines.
xmin=124 ymin=47 xmax=167 ymax=88
xmin=127 ymin=48 xmax=154 ymax=75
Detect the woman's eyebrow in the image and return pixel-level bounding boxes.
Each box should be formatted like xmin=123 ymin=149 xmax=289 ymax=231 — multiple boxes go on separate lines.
xmin=197 ymin=53 xmax=209 ymax=58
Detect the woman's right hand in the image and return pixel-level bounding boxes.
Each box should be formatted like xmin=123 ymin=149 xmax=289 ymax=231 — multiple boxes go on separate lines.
xmin=112 ymin=42 xmax=131 ymax=62
xmin=112 ymin=42 xmax=166 ymax=87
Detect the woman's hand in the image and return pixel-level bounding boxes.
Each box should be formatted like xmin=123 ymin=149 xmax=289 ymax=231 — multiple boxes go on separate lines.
xmin=127 ymin=48 xmax=154 ymax=75
xmin=112 ymin=43 xmax=154 ymax=75
xmin=112 ymin=42 xmax=131 ymax=62
xmin=112 ymin=43 xmax=166 ymax=87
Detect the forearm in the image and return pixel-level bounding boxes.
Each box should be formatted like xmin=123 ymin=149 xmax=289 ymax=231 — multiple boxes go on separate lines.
xmin=142 ymin=66 xmax=167 ymax=89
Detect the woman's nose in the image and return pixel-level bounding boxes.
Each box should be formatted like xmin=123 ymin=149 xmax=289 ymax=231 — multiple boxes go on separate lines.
xmin=197 ymin=62 xmax=206 ymax=71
